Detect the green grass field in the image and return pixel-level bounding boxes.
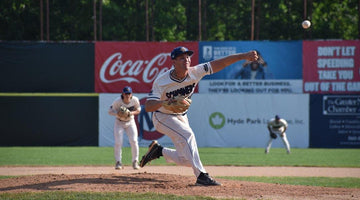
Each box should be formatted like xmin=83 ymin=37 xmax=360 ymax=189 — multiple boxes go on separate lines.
xmin=0 ymin=147 xmax=359 ymax=200
xmin=0 ymin=147 xmax=359 ymax=167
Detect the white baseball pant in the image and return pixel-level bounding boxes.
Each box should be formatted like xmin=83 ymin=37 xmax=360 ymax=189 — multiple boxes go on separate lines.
xmin=153 ymin=112 xmax=206 ymax=177
xmin=266 ymin=130 xmax=291 ymax=153
xmin=113 ymin=119 xmax=139 ymax=163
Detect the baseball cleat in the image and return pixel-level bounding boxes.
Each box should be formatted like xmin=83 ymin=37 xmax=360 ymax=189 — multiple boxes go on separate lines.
xmin=115 ymin=161 xmax=123 ymax=170
xmin=132 ymin=160 xmax=140 ymax=170
xmin=139 ymin=140 xmax=163 ymax=167
xmin=196 ymin=172 xmax=221 ymax=186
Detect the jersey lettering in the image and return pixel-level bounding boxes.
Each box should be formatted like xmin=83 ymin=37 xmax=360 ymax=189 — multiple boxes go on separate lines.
xmin=203 ymin=63 xmax=209 ymax=72
xmin=272 ymin=125 xmax=283 ymax=129
xmin=165 ymin=83 xmax=195 ymax=98
xmin=127 ymin=106 xmax=135 ymax=111
xmin=148 ymin=90 xmax=155 ymax=98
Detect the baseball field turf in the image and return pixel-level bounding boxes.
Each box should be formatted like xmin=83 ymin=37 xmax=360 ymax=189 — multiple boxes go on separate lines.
xmin=0 ymin=147 xmax=359 ymax=167
xmin=0 ymin=147 xmax=359 ymax=200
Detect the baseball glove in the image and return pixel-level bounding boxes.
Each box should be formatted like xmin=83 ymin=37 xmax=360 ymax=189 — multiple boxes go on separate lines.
xmin=162 ymin=96 xmax=192 ymax=113
xmin=117 ymin=106 xmax=131 ymax=121
xmin=270 ymin=132 xmax=277 ymax=139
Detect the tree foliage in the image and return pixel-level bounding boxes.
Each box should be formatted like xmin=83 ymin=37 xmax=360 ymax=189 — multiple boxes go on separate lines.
xmin=311 ymin=0 xmax=359 ymax=40
xmin=0 ymin=0 xmax=358 ymax=41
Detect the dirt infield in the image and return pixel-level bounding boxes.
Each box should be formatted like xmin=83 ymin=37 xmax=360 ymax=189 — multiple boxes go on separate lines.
xmin=1 ymin=166 xmax=359 ymax=200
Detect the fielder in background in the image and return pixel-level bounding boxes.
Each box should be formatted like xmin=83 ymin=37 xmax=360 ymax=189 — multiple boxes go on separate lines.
xmin=108 ymin=86 xmax=141 ymax=170
xmin=139 ymin=46 xmax=258 ymax=186
xmin=265 ymin=115 xmax=291 ymax=154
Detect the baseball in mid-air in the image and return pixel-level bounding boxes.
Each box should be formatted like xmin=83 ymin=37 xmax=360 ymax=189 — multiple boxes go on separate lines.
xmin=302 ymin=20 xmax=311 ymax=29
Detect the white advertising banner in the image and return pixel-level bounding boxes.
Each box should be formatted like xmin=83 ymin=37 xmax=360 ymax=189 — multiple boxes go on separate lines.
xmin=188 ymin=94 xmax=309 ymax=148
xmin=199 ymin=79 xmax=303 ymax=94
xmin=99 ymin=93 xmax=309 ymax=148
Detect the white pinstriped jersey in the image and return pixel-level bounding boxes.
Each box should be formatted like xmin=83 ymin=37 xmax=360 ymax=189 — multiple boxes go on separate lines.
xmin=268 ymin=118 xmax=288 ymax=133
xmin=147 ymin=62 xmax=213 ymax=114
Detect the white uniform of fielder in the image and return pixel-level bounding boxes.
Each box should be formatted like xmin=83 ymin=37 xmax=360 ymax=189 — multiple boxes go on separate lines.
xmin=265 ymin=116 xmax=291 ymax=154
xmin=108 ymin=91 xmax=141 ymax=169
xmin=147 ymin=62 xmax=213 ymax=178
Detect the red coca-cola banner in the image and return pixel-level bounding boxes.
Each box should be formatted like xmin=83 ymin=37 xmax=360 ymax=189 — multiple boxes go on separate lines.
xmin=303 ymin=40 xmax=360 ymax=94
xmin=95 ymin=42 xmax=198 ymax=93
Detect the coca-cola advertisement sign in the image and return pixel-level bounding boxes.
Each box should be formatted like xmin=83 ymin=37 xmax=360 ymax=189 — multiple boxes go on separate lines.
xmin=95 ymin=42 xmax=199 ymax=93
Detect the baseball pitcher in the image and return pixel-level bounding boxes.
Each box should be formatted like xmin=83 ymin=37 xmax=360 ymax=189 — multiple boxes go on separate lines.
xmin=139 ymin=46 xmax=258 ymax=186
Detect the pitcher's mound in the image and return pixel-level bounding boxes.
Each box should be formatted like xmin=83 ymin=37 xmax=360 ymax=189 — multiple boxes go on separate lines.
xmin=1 ymin=172 xmax=359 ymax=200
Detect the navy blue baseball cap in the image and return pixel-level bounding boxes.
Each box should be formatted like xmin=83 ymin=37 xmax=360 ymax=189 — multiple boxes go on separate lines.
xmin=275 ymin=115 xmax=280 ymax=120
xmin=122 ymin=86 xmax=132 ymax=94
xmin=171 ymin=46 xmax=194 ymax=59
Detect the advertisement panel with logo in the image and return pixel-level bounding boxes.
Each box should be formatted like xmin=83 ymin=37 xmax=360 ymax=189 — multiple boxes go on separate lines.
xmin=198 ymin=41 xmax=303 ymax=94
xmin=309 ymin=95 xmax=360 ymax=148
xmin=95 ymin=42 xmax=198 ymax=93
xmin=188 ymin=94 xmax=309 ymax=148
xmin=303 ymin=40 xmax=360 ymax=94
xmin=99 ymin=93 xmax=309 ymax=148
